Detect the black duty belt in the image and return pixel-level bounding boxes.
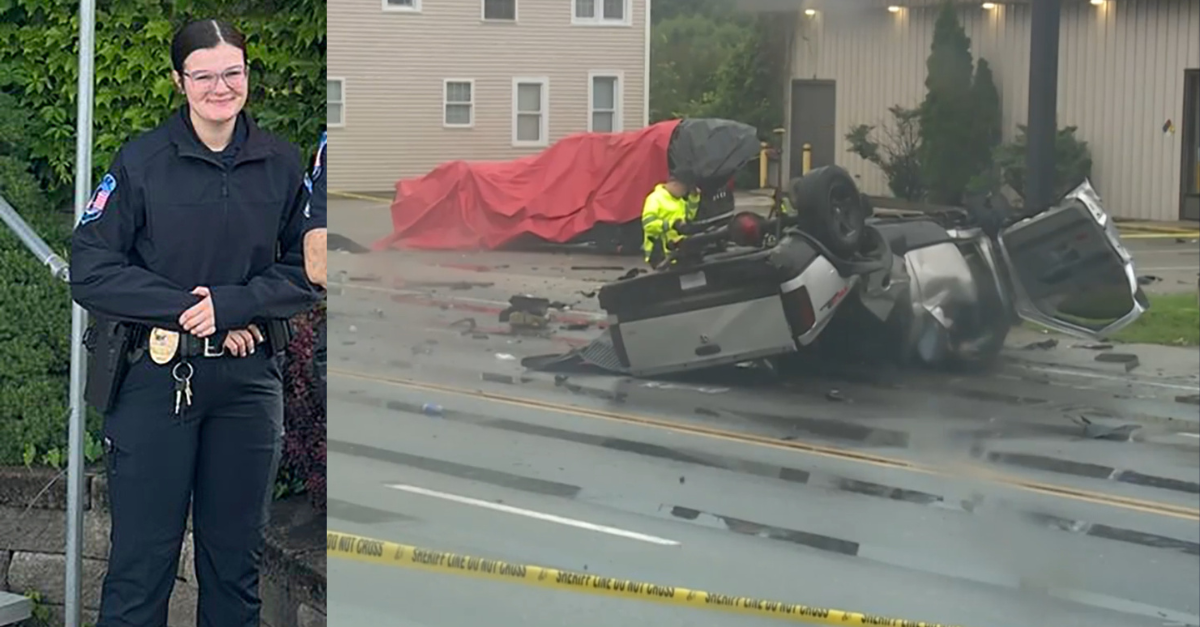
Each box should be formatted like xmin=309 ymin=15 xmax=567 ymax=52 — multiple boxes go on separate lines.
xmin=135 ymin=330 xmax=275 ymax=359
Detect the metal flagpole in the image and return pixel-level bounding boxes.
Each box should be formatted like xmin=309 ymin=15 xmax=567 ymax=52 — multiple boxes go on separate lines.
xmin=67 ymin=0 xmax=97 ymax=624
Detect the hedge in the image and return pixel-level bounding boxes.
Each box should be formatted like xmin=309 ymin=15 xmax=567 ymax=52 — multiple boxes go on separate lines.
xmin=0 ymin=0 xmax=327 ymax=510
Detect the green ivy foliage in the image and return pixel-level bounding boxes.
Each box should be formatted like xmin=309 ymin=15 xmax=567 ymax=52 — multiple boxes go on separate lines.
xmin=0 ymin=0 xmax=326 ymax=204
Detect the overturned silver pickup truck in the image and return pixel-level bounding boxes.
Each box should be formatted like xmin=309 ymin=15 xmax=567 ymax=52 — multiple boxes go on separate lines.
xmin=525 ymin=120 xmax=1147 ymax=378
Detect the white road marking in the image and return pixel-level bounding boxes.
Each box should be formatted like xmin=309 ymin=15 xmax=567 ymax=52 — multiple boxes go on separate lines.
xmin=385 ymin=483 xmax=681 ymax=546
xmin=1180 ymin=433 xmax=1200 ymax=439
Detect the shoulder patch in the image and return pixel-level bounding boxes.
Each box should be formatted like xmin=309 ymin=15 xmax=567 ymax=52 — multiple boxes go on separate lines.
xmin=311 ymin=132 xmax=327 ymax=181
xmin=79 ymin=173 xmax=117 ymax=226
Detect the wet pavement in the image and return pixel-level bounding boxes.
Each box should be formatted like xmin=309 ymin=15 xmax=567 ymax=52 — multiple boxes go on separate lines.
xmin=325 ymin=211 xmax=1199 ymax=627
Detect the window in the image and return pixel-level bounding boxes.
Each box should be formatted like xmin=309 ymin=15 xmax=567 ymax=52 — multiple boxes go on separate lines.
xmin=382 ymin=0 xmax=420 ymax=12
xmin=573 ymin=0 xmax=627 ymax=25
xmin=444 ymin=79 xmax=474 ymax=128
xmin=483 ymin=0 xmax=517 ymax=21
xmin=512 ymin=77 xmax=548 ymax=147
xmin=328 ymin=78 xmax=345 ymax=127
xmin=589 ymin=72 xmax=622 ymax=132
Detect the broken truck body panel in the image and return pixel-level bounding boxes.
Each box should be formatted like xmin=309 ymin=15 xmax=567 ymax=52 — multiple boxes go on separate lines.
xmin=548 ymin=180 xmax=1148 ymax=378
xmin=995 ymin=179 xmax=1148 ymax=340
xmin=598 ymin=236 xmax=854 ymax=377
xmin=519 ymin=118 xmax=1146 ymax=379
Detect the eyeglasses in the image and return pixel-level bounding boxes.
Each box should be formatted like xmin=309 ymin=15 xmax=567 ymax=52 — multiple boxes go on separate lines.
xmin=182 ymin=66 xmax=248 ymax=92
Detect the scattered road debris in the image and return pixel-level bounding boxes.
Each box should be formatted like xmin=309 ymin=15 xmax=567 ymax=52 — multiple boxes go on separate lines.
xmin=578 ymin=290 xmax=597 ymax=298
xmin=507 ymin=311 xmax=549 ymax=329
xmin=348 ymin=325 xmax=358 ymax=333
xmin=437 ymin=263 xmax=496 ymax=272
xmin=1070 ymin=415 xmax=1141 ymax=441
xmin=500 ymin=295 xmax=554 ymax=329
xmin=349 ymin=273 xmax=382 ymax=282
xmin=449 ymin=317 xmax=478 ymax=334
xmin=1072 ymin=342 xmax=1112 ymax=350
xmin=421 ymin=403 xmax=444 ymax=417
xmin=1136 ymin=275 xmax=1161 ymax=285
xmin=570 ymin=265 xmax=626 ymax=271
xmin=825 ymin=389 xmax=847 ymax=402
xmin=480 ymin=372 xmax=528 ymax=384
xmin=495 ymin=353 xmax=517 ymax=361
xmin=1095 ymin=352 xmax=1140 ymax=372
xmin=405 ymin=280 xmax=494 ymax=290
xmin=1175 ymin=394 xmax=1200 ymax=406
xmin=1023 ymin=338 xmax=1059 ymax=350
xmin=617 ymin=268 xmax=644 ymax=280
xmin=328 ymin=233 xmax=370 ymax=253
xmin=563 ymin=322 xmax=591 ymax=331
xmin=641 ymin=381 xmax=729 ymax=394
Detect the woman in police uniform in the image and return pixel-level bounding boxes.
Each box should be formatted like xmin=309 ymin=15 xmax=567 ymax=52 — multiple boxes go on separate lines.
xmin=69 ymin=18 xmax=321 ymax=627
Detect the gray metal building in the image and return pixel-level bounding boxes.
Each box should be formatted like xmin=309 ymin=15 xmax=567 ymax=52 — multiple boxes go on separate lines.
xmin=779 ymin=0 xmax=1200 ymax=222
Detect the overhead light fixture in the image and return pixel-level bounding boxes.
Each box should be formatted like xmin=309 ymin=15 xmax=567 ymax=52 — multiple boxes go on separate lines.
xmin=1089 ymin=0 xmax=1104 ymax=5
xmin=982 ymin=2 xmax=997 ymax=8
xmin=804 ymin=8 xmax=817 ymax=16
xmin=888 ymin=5 xmax=902 ymax=12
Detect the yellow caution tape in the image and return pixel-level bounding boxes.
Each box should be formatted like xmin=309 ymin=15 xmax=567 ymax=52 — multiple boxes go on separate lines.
xmin=327 ymin=531 xmax=966 ymax=627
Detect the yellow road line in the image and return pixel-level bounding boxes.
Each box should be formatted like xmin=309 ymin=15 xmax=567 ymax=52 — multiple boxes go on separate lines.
xmin=327 ymin=531 xmax=966 ymax=627
xmin=1120 ymin=232 xmax=1199 ymax=240
xmin=330 ymin=189 xmax=392 ymax=203
xmin=329 ymin=368 xmax=1200 ymax=521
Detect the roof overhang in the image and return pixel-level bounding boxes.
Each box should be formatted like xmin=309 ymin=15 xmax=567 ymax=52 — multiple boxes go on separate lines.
xmin=733 ymin=0 xmax=1033 ymax=13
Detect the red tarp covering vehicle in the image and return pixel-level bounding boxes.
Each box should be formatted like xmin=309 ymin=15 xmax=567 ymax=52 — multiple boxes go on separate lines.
xmin=372 ymin=119 xmax=680 ymax=251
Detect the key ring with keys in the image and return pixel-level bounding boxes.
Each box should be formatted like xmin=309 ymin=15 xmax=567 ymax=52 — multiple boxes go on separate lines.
xmin=171 ymin=361 xmax=194 ymax=382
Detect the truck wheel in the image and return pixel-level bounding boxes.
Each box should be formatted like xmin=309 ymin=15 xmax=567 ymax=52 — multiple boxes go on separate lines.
xmin=790 ymin=166 xmax=868 ymax=258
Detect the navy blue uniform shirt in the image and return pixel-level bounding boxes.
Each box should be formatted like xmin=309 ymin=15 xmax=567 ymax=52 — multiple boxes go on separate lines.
xmin=70 ymin=106 xmax=321 ymax=331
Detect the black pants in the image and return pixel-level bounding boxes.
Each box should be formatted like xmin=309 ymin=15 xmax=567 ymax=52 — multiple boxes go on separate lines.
xmin=98 ymin=349 xmax=284 ymax=627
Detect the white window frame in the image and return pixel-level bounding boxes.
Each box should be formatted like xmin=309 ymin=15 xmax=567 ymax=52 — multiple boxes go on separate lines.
xmin=571 ymin=0 xmax=631 ymax=26
xmin=382 ymin=0 xmax=421 ymax=13
xmin=443 ymin=79 xmax=475 ymax=128
xmin=587 ymin=71 xmax=623 ymax=133
xmin=327 ymin=77 xmax=346 ymax=128
xmin=481 ymin=0 xmax=518 ymax=21
xmin=511 ymin=77 xmax=549 ymax=148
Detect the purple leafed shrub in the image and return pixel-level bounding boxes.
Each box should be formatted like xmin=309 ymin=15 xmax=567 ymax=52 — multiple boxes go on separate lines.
xmin=277 ymin=302 xmax=326 ymax=512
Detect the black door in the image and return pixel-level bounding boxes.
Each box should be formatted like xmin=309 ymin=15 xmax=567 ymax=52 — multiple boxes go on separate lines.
xmin=789 ymin=79 xmax=836 ymax=181
xmin=1182 ymin=69 xmax=1199 ymax=222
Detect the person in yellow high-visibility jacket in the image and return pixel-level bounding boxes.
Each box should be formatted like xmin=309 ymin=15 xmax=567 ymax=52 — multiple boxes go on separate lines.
xmin=641 ymin=177 xmax=700 ymax=268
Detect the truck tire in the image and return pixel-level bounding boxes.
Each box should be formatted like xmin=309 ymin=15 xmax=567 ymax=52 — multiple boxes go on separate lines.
xmin=789 ymin=166 xmax=869 ymax=258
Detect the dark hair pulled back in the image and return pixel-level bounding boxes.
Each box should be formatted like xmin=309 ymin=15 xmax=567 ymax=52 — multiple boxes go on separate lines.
xmin=170 ymin=19 xmax=247 ymax=73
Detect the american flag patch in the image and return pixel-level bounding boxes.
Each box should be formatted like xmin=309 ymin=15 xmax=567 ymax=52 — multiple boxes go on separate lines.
xmin=80 ymin=173 xmax=117 ymax=226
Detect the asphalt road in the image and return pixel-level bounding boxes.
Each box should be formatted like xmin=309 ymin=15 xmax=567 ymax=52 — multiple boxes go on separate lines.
xmin=324 ymin=244 xmax=1199 ymax=627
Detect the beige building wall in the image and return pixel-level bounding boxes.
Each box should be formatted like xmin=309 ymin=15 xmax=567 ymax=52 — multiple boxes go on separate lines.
xmin=789 ymin=0 xmax=1200 ymax=221
xmin=327 ymin=0 xmax=649 ymax=193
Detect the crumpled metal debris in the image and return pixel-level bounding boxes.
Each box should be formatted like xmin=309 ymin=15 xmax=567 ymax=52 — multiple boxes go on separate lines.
xmin=1070 ymin=415 xmax=1141 ymax=441
xmin=1094 ymin=351 xmax=1140 ymax=372
xmin=1022 ymin=338 xmax=1058 ymax=350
